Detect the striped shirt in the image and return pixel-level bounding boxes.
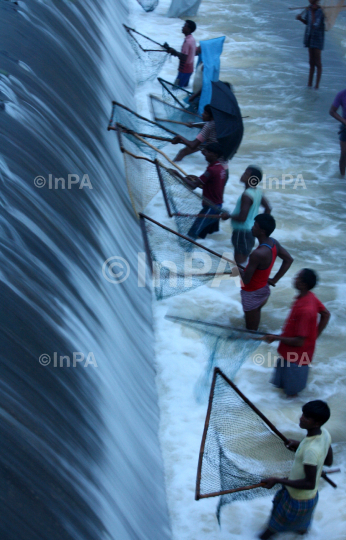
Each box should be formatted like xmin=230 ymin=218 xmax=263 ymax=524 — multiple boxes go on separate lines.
xmin=196 ymin=121 xmax=228 ymax=169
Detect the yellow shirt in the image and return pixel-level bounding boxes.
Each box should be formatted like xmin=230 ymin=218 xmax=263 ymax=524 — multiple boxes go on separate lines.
xmin=287 ymin=427 xmax=331 ymax=500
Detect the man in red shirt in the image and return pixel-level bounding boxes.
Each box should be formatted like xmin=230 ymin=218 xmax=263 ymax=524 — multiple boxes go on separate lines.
xmin=181 ymin=142 xmax=226 ymax=239
xmin=264 ymin=269 xmax=330 ymax=397
xmin=168 ymin=20 xmax=197 ymax=88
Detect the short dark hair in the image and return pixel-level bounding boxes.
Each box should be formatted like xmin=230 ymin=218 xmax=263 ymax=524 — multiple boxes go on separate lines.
xmin=300 ymin=268 xmax=318 ymax=290
xmin=185 ymin=20 xmax=197 ymax=32
xmin=205 ymin=142 xmax=223 ymax=157
xmin=254 ymin=214 xmax=276 ymax=236
xmin=204 ymin=104 xmax=213 ymax=117
xmin=302 ymin=400 xmax=330 ymax=425
xmin=247 ymin=165 xmax=263 ymax=184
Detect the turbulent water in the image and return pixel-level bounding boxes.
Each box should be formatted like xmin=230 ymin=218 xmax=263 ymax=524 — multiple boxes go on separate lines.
xmin=130 ymin=0 xmax=346 ymax=539
xmin=0 ymin=1 xmax=170 ymax=539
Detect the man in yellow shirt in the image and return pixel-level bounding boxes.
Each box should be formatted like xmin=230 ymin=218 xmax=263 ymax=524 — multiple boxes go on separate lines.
xmin=259 ymin=400 xmax=332 ymax=539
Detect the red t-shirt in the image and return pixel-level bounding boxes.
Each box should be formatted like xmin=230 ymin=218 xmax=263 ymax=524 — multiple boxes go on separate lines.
xmin=199 ymin=160 xmax=226 ymax=205
xmin=278 ymin=292 xmax=327 ymax=365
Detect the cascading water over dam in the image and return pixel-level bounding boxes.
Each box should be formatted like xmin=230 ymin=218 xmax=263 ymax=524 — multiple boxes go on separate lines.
xmin=0 ymin=1 xmax=171 ymax=539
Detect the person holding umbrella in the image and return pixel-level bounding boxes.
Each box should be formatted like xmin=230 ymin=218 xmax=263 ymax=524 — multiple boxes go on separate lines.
xmin=171 ymin=81 xmax=243 ymax=176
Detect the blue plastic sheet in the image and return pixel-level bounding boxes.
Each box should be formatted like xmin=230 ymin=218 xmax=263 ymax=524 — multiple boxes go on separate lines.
xmin=198 ymin=36 xmax=225 ymax=115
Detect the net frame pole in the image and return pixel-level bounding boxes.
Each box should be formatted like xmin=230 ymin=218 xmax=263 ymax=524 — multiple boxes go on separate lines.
xmin=123 ymin=24 xmax=167 ymax=49
xmin=139 ymin=214 xmax=237 ymax=267
xmin=133 ymin=134 xmax=188 ymax=176
xmin=110 ymin=101 xmax=177 ymax=136
xmin=156 ymin=161 xmax=173 ymax=217
xmin=166 ymin=315 xmax=261 ymax=333
xmin=158 ymin=77 xmax=193 ymax=108
xmin=139 ymin=215 xmax=154 ymax=274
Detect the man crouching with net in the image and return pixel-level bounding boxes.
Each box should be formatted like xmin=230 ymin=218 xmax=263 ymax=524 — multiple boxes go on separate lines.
xmin=180 ymin=142 xmax=226 ymax=239
xmin=259 ymin=400 xmax=332 ymax=539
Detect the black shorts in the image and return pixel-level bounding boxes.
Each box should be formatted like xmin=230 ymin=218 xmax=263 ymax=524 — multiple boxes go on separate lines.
xmin=232 ymin=230 xmax=255 ymax=256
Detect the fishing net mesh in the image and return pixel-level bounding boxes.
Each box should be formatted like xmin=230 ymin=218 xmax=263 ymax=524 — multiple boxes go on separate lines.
xmin=150 ymin=95 xmax=202 ymax=139
xmin=118 ymin=133 xmax=161 ymax=215
xmin=322 ymin=0 xmax=345 ymax=30
xmin=158 ymin=78 xmax=193 ymax=109
xmin=157 ymin=163 xmax=224 ymax=237
xmin=196 ymin=369 xmax=293 ymax=520
xmin=109 ymin=102 xmax=174 ymax=158
xmin=166 ymin=317 xmax=261 ymax=403
xmin=136 ymin=0 xmax=159 ymax=12
xmin=140 ymin=215 xmax=234 ymax=300
xmin=124 ymin=26 xmax=169 ymax=85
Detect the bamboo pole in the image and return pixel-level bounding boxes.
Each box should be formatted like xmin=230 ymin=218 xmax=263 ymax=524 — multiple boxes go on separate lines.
xmin=139 ymin=213 xmax=238 ymax=266
xmin=133 ymin=134 xmax=188 ymax=176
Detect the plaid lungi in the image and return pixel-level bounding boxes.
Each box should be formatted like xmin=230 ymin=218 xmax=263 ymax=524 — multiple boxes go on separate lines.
xmin=268 ymin=487 xmax=318 ymax=533
xmin=240 ymin=284 xmax=270 ymax=312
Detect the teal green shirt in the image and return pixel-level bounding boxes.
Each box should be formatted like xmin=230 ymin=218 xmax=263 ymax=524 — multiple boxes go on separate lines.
xmin=231 ymin=188 xmax=263 ymax=231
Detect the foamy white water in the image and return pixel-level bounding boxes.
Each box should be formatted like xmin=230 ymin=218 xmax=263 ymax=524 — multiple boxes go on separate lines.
xmin=129 ymin=1 xmax=346 ymax=539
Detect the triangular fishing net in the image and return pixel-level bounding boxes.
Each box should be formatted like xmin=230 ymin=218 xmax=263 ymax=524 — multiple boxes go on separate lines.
xmin=157 ymin=164 xmax=225 ymax=238
xmin=136 ymin=0 xmax=159 ymax=12
xmin=166 ymin=317 xmax=262 ymax=402
xmin=322 ymin=0 xmax=346 ymax=30
xmin=123 ymin=25 xmax=169 ymax=85
xmin=158 ymin=77 xmax=193 ymax=109
xmin=149 ymin=94 xmax=202 ymax=139
xmin=108 ymin=101 xmax=175 ymax=158
xmin=196 ymin=368 xmax=294 ymax=522
xmin=139 ymin=214 xmax=234 ymax=300
xmin=116 ymin=130 xmax=162 ymax=216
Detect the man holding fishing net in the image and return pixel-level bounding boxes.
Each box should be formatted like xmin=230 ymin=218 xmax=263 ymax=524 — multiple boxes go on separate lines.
xmin=166 ymin=20 xmax=197 ymax=88
xmin=176 ymin=142 xmax=227 ymax=239
xmin=259 ymin=400 xmax=332 ymax=539
xmin=263 ymin=269 xmax=330 ymax=397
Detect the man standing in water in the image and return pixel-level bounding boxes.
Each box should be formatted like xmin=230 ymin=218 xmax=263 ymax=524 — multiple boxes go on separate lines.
xmin=222 ymin=166 xmax=271 ymax=265
xmin=239 ymin=214 xmax=293 ymax=330
xmin=168 ymin=20 xmax=197 ymax=88
xmin=178 ymin=143 xmax=227 ymax=239
xmin=296 ymin=0 xmax=325 ymax=89
xmin=264 ymin=269 xmax=330 ymax=397
xmin=259 ymin=400 xmax=332 ymax=539
xmin=329 ymin=87 xmax=346 ymax=176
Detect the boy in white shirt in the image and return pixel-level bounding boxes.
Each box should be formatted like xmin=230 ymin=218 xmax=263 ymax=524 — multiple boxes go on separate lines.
xmin=259 ymin=400 xmax=332 ymax=539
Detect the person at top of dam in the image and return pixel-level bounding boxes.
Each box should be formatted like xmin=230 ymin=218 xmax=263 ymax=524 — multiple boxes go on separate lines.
xmin=263 ymin=269 xmax=330 ymax=397
xmin=239 ymin=214 xmax=293 ymax=331
xmin=259 ymin=400 xmax=332 ymax=539
xmin=167 ymin=20 xmax=197 ymax=88
xmin=296 ymin=0 xmax=325 ymax=90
